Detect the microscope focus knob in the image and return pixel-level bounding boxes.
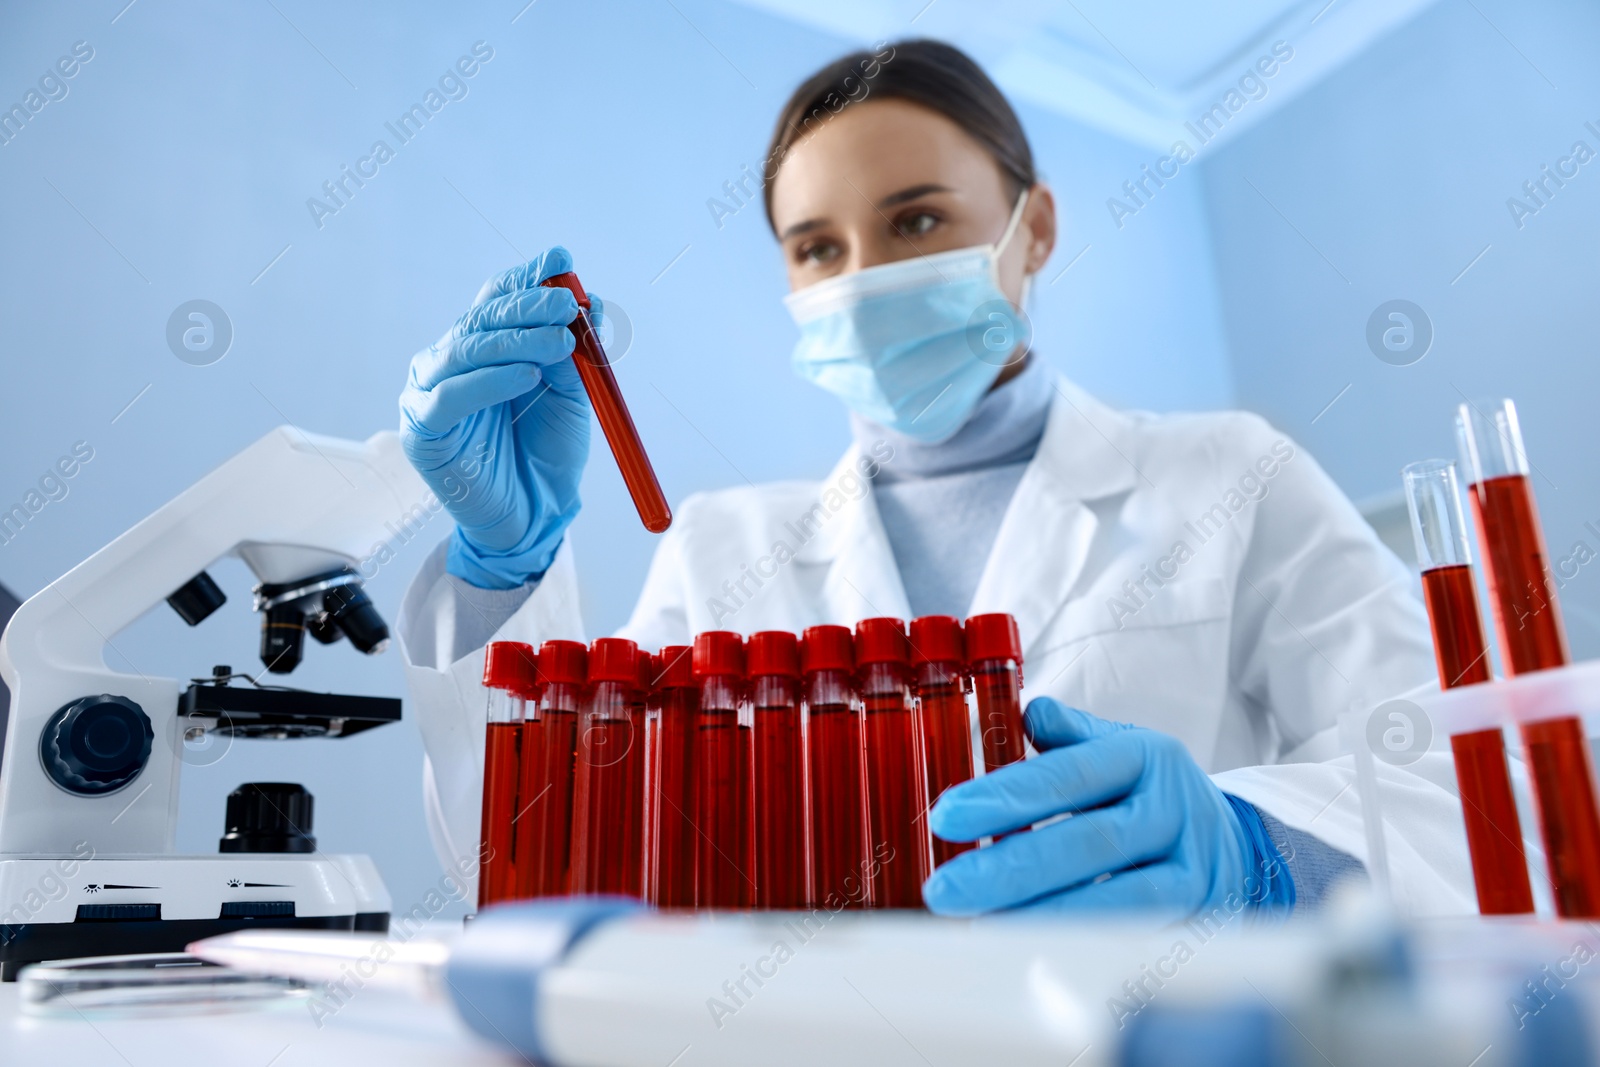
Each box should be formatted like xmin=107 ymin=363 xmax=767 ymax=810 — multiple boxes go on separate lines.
xmin=40 ymin=694 xmax=154 ymax=796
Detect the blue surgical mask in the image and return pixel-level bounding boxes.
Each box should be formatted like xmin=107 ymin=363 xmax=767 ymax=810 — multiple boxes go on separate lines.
xmin=785 ymin=192 xmax=1032 ymax=443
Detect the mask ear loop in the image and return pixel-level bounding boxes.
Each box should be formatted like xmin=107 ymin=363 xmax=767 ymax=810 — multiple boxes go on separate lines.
xmin=990 ymin=190 xmax=1034 ymax=364
xmin=989 ymin=189 xmax=1032 ymax=296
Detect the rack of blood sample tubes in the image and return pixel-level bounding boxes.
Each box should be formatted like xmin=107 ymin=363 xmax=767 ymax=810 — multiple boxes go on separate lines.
xmin=473 ymin=612 xmax=1030 ymax=912
xmin=1402 ymin=459 xmax=1534 ymax=915
xmin=1455 ymin=399 xmax=1600 ymax=918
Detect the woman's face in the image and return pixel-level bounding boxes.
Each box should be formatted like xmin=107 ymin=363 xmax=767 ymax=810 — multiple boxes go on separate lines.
xmin=768 ymin=98 xmax=1056 ymax=305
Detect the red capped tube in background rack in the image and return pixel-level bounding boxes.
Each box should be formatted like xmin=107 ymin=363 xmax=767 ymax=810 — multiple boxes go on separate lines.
xmin=526 ymin=639 xmax=587 ymax=897
xmin=540 ymin=271 xmax=671 ymax=534
xmin=803 ymin=625 xmax=869 ymax=909
xmin=910 ymin=616 xmax=975 ymax=867
xmin=749 ymin=631 xmax=807 ymax=908
xmin=571 ymin=638 xmax=646 ymax=897
xmin=478 ymin=641 xmax=536 ymax=908
xmin=693 ymin=632 xmax=753 ymax=907
xmin=649 ymin=645 xmax=698 ymax=907
xmin=856 ymin=617 xmax=931 ymax=908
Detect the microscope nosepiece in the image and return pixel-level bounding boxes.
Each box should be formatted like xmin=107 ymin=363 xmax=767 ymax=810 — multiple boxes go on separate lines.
xmin=324 ymin=581 xmax=390 ymax=655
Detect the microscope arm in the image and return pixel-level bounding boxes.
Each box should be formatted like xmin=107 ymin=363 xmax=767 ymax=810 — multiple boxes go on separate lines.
xmin=0 ymin=427 xmax=429 ymax=855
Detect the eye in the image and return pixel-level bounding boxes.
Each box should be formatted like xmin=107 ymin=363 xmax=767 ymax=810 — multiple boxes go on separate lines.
xmin=894 ymin=210 xmax=940 ymax=239
xmin=796 ymin=239 xmax=842 ymax=266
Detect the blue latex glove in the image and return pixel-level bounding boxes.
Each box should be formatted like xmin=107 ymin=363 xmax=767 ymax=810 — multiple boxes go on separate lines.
xmin=399 ymin=247 xmax=595 ymax=589
xmin=923 ymin=698 xmax=1294 ymax=920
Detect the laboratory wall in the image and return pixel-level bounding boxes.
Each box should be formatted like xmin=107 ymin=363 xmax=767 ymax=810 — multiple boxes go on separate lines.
xmin=1202 ymin=0 xmax=1600 ymax=657
xmin=0 ymin=1 xmax=1229 ymax=920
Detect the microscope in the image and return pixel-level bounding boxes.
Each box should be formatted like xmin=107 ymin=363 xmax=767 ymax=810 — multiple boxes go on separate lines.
xmin=0 ymin=427 xmax=431 ymax=978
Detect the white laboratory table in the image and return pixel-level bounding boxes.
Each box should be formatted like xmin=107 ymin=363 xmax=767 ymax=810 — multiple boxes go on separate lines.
xmin=0 ymin=979 xmax=517 ymax=1066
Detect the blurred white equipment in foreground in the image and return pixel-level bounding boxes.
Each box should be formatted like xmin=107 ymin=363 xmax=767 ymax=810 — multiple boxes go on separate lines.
xmin=186 ymin=898 xmax=1594 ymax=1067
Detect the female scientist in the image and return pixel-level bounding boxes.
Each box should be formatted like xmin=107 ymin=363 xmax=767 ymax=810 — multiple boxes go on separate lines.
xmin=396 ymin=40 xmax=1470 ymax=917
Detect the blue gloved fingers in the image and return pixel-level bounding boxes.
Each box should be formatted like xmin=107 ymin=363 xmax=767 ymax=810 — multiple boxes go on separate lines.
xmin=1010 ymin=862 xmax=1190 ymax=916
xmin=1023 ymin=697 xmax=1130 ymax=752
xmin=453 ymin=286 xmax=579 ymax=339
xmin=410 ymin=324 xmax=576 ymax=392
xmin=923 ymin=790 xmax=1180 ymax=914
xmin=401 ymin=362 xmax=540 ymax=440
xmin=929 ymin=731 xmax=1149 ymax=842
xmin=471 ymin=246 xmax=575 ymax=306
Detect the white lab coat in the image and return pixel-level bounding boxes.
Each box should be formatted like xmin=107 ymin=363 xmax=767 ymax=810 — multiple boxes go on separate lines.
xmin=397 ymin=375 xmax=1478 ymax=914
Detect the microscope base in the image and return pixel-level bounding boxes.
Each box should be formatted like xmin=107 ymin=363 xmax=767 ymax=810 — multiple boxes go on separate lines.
xmin=0 ymin=854 xmax=392 ymax=981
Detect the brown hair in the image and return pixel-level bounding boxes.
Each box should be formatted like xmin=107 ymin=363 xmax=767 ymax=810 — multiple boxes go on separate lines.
xmin=762 ymin=39 xmax=1036 ymax=231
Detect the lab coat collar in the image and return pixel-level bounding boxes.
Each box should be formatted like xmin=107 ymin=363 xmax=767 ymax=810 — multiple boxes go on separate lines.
xmin=967 ymin=375 xmax=1141 ymax=659
xmin=813 ymin=375 xmax=1140 ymax=645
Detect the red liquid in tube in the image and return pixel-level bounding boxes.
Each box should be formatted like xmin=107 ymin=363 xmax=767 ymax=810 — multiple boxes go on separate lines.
xmin=857 ymin=618 xmax=932 ymax=908
xmin=1469 ymin=472 xmax=1600 ymax=916
xmin=694 ymin=632 xmax=753 ymax=908
xmin=804 ymin=626 xmax=870 ymax=909
xmin=640 ymin=651 xmax=659 ymax=901
xmin=967 ymin=614 xmax=1027 ymax=773
xmin=911 ymin=616 xmax=975 ymax=867
xmin=541 ymin=271 xmax=671 ymax=534
xmin=750 ymin=632 xmax=807 ymax=908
xmin=1420 ymin=563 xmax=1535 ymax=914
xmin=479 ymin=722 xmax=521 ymax=907
xmin=650 ymin=646 xmax=698 ymax=908
xmin=527 ymin=640 xmax=587 ymax=897
xmin=570 ymin=638 xmax=646 ymax=897
xmin=478 ymin=642 xmax=536 ymax=908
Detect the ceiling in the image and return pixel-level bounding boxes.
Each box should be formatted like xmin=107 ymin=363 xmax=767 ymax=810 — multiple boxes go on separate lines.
xmin=726 ymin=0 xmax=1445 ymax=149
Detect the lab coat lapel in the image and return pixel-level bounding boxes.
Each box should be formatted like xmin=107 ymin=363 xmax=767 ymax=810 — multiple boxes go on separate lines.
xmin=967 ymin=376 xmax=1140 ymax=659
xmin=814 ymin=448 xmax=913 ymax=625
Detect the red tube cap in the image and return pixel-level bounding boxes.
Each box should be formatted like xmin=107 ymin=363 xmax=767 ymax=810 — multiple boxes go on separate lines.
xmin=965 ymin=613 xmax=1023 ymax=664
xmin=589 ymin=637 xmax=639 ymax=685
xmin=635 ymin=649 xmax=656 ymax=694
xmin=801 ymin=625 xmax=855 ymax=674
xmin=654 ymin=645 xmax=694 ymax=689
xmin=854 ymin=617 xmax=910 ymax=666
xmin=692 ymin=631 xmax=745 ymax=679
xmin=537 ymin=639 xmax=589 ymax=686
xmin=483 ymin=641 xmax=537 ymax=694
xmin=909 ymin=615 xmax=964 ymax=667
xmin=748 ymin=631 xmax=800 ymax=678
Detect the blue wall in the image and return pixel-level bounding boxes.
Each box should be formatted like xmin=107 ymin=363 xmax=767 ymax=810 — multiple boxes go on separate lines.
xmin=1203 ymin=0 xmax=1600 ymax=656
xmin=0 ymin=0 xmax=1229 ymax=919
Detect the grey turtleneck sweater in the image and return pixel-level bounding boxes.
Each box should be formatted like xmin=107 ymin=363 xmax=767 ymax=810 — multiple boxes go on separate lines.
xmin=854 ymin=355 xmax=1052 ymax=619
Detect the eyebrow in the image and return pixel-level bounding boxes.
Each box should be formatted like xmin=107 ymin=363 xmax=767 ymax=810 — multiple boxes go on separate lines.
xmin=778 ymin=182 xmax=956 ymax=241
